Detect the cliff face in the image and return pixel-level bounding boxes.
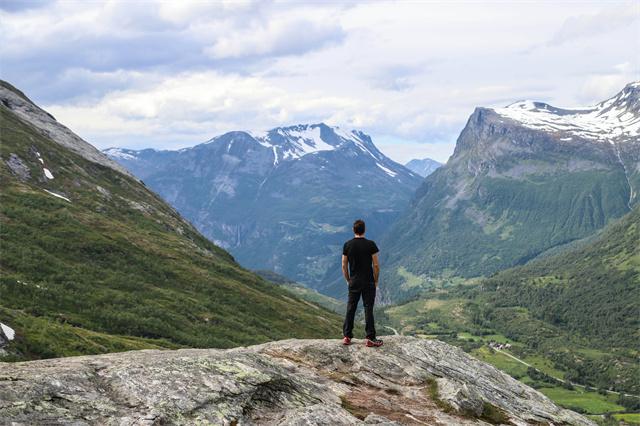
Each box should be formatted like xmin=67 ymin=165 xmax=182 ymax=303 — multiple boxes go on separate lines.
xmin=0 ymin=336 xmax=593 ymax=425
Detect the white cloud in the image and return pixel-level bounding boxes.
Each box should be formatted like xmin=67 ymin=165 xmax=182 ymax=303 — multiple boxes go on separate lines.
xmin=548 ymin=2 xmax=639 ymax=46
xmin=1 ymin=1 xmax=638 ymax=160
xmin=204 ymin=11 xmax=345 ymax=59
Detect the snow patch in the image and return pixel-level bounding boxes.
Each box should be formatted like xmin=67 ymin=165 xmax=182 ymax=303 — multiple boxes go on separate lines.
xmin=493 ymin=88 xmax=640 ymax=144
xmin=104 ymin=148 xmax=137 ymax=160
xmin=279 ymin=127 xmax=336 ymax=159
xmin=0 ymin=323 xmax=15 ymax=341
xmin=335 ymin=127 xmax=379 ymax=159
xmin=43 ymin=189 xmax=71 ymax=202
xmin=376 ymin=163 xmax=398 ymax=177
xmin=43 ymin=168 xmax=54 ymax=179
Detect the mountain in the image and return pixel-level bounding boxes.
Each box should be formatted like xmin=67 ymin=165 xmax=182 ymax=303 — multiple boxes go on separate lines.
xmin=104 ymin=124 xmax=422 ymax=297
xmin=381 ymin=82 xmax=639 ymax=301
xmin=0 ymin=336 xmax=594 ymax=425
xmin=0 ymin=80 xmax=341 ymax=361
xmin=405 ymin=157 xmax=442 ymax=177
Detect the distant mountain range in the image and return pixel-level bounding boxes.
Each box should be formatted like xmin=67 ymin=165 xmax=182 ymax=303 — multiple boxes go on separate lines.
xmin=381 ymin=82 xmax=640 ymax=301
xmin=105 ymin=123 xmax=422 ymax=297
xmin=0 ymin=80 xmax=340 ymax=361
xmin=404 ymin=158 xmax=442 ymax=177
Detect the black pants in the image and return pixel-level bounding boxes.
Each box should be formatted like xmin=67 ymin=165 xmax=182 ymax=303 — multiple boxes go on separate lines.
xmin=343 ymin=282 xmax=376 ymax=339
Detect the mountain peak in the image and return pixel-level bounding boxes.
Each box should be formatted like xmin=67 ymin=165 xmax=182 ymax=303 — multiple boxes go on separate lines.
xmin=491 ymin=82 xmax=640 ymax=144
xmin=240 ymin=122 xmax=384 ymax=164
xmin=405 ymin=157 xmax=442 ymax=177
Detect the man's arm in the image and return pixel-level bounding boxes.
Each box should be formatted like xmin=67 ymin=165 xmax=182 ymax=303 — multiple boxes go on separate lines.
xmin=372 ymin=253 xmax=380 ymax=287
xmin=342 ymin=255 xmax=350 ymax=284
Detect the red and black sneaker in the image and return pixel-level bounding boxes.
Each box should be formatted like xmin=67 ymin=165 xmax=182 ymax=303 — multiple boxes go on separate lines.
xmin=365 ymin=338 xmax=383 ymax=347
xmin=342 ymin=336 xmax=352 ymax=346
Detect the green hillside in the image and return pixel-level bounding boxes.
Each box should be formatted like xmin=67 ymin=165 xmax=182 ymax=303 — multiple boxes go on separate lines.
xmin=255 ymin=270 xmax=345 ymax=312
xmin=383 ymin=207 xmax=639 ymax=396
xmin=476 ymin=206 xmax=639 ymax=351
xmin=0 ymin=82 xmax=341 ymax=361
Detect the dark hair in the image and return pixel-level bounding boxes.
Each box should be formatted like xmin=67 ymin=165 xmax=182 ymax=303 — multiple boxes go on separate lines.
xmin=353 ymin=219 xmax=365 ymax=235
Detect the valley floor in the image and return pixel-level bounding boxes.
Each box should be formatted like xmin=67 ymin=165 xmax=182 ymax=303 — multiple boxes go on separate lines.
xmin=378 ymin=296 xmax=640 ymax=425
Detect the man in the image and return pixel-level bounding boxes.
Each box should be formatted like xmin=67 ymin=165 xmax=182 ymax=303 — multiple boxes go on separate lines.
xmin=342 ymin=219 xmax=383 ymax=347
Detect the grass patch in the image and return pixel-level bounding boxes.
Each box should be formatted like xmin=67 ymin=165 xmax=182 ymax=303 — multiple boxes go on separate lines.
xmin=339 ymin=395 xmax=368 ymax=420
xmin=538 ymin=387 xmax=625 ymax=415
xmin=480 ymin=402 xmax=512 ymax=425
xmin=426 ymin=378 xmax=455 ymax=413
xmin=425 ymin=377 xmax=513 ymax=424
xmin=613 ymin=413 xmax=640 ymax=424
xmin=472 ymin=346 xmax=529 ymax=378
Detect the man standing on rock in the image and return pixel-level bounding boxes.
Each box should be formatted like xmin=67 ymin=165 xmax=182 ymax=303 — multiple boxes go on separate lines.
xmin=342 ymin=219 xmax=383 ymax=347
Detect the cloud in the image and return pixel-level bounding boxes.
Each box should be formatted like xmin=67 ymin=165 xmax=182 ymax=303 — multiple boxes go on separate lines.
xmin=1 ymin=1 xmax=638 ymax=161
xmin=579 ymin=62 xmax=639 ymax=103
xmin=45 ymin=71 xmax=363 ymax=149
xmin=367 ymin=64 xmax=427 ymax=92
xmin=204 ymin=13 xmax=346 ymax=59
xmin=548 ymin=3 xmax=639 ymax=46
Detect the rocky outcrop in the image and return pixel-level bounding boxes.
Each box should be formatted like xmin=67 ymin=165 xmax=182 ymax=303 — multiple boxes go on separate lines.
xmin=0 ymin=336 xmax=593 ymax=425
xmin=0 ymin=80 xmax=135 ymax=179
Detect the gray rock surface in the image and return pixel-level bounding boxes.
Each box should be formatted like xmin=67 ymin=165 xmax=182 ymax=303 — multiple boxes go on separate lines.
xmin=0 ymin=336 xmax=594 ymax=425
xmin=4 ymin=153 xmax=31 ymax=181
xmin=0 ymin=81 xmax=135 ymax=179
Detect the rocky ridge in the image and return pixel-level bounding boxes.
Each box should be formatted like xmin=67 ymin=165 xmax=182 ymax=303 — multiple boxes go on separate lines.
xmin=0 ymin=81 xmax=135 ymax=179
xmin=0 ymin=336 xmax=593 ymax=425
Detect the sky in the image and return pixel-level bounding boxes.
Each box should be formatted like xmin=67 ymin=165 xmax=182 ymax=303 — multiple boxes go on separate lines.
xmin=1 ymin=1 xmax=639 ymax=164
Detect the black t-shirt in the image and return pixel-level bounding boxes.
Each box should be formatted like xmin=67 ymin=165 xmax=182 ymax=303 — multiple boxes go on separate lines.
xmin=343 ymin=237 xmax=379 ymax=286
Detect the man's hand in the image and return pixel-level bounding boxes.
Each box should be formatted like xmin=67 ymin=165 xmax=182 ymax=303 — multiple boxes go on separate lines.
xmin=342 ymin=255 xmax=350 ymax=285
xmin=372 ymin=253 xmax=380 ymax=288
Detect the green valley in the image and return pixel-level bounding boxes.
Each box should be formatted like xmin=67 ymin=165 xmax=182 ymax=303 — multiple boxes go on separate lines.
xmin=380 ymin=206 xmax=640 ymax=420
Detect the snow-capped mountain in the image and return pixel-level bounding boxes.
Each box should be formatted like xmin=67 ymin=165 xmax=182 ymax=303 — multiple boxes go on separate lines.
xmin=106 ymin=124 xmax=413 ymax=181
xmin=381 ymin=82 xmax=639 ymax=302
xmin=404 ymin=158 xmax=442 ymax=177
xmin=493 ymin=81 xmax=639 ymax=144
xmin=105 ymin=123 xmax=422 ymax=296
